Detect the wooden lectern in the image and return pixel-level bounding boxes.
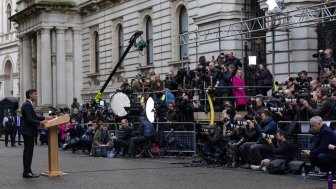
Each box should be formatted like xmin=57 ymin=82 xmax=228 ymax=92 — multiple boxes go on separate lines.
xmin=40 ymin=114 xmax=70 ymax=177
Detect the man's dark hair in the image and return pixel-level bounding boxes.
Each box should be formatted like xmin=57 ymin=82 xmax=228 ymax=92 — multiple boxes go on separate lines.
xmin=261 ymin=109 xmax=270 ymax=117
xmin=298 ymin=70 xmax=308 ymax=76
xmin=26 ymin=89 xmax=37 ymax=99
xmin=277 ymin=130 xmax=286 ymax=137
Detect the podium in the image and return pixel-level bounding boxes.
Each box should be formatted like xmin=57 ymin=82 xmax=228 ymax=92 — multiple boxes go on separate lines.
xmin=40 ymin=114 xmax=70 ymax=177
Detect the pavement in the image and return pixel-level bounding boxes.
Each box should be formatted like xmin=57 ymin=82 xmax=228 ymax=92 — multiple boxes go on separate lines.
xmin=0 ymin=140 xmax=329 ymax=189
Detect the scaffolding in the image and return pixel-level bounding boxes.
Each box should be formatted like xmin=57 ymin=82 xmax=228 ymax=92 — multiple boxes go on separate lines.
xmin=182 ymin=1 xmax=336 ymax=76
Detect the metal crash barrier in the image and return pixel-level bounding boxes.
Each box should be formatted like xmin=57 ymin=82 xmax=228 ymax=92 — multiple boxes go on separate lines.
xmin=108 ymin=121 xmax=196 ymax=156
xmin=277 ymin=120 xmax=336 ymax=163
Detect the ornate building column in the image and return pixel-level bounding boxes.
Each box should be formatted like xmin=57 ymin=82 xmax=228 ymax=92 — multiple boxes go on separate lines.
xmin=40 ymin=27 xmax=53 ymax=106
xmin=22 ymin=35 xmax=32 ymax=95
xmin=73 ymin=28 xmax=82 ymax=103
xmin=19 ymin=37 xmax=24 ymax=104
xmin=56 ymin=27 xmax=67 ymax=107
xmin=36 ymin=30 xmax=42 ymax=105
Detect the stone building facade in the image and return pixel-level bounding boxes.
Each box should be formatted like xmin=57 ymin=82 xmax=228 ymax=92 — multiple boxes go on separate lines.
xmin=10 ymin=0 xmax=325 ymax=106
xmin=0 ymin=0 xmax=19 ymax=100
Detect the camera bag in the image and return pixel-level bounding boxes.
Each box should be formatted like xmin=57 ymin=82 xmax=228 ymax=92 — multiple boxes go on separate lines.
xmin=267 ymin=159 xmax=287 ymax=174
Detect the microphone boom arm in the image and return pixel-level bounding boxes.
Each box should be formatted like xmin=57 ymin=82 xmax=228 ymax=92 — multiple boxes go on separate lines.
xmin=95 ymin=31 xmax=144 ymax=104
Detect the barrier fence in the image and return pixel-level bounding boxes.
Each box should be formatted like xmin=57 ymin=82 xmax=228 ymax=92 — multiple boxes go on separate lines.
xmin=108 ymin=121 xmax=197 ymax=155
xmin=277 ymin=120 xmax=336 ymax=163
xmin=59 ymin=120 xmax=336 ymax=161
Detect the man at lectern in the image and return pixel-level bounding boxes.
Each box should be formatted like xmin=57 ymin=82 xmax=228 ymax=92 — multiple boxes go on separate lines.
xmin=21 ymin=89 xmax=49 ymax=178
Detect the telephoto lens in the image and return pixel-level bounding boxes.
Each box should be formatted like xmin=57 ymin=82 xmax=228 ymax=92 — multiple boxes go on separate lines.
xmin=262 ymin=133 xmax=274 ymax=139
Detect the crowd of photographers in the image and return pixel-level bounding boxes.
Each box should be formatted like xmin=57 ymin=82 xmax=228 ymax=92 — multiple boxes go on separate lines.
xmin=19 ymin=49 xmax=335 ymax=174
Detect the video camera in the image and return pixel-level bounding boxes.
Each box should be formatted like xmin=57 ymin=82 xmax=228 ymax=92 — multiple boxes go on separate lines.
xmin=312 ymin=50 xmax=325 ymax=58
xmin=48 ymin=106 xmax=61 ymax=116
xmin=294 ymin=88 xmax=312 ymax=100
xmin=266 ymin=96 xmax=285 ymax=112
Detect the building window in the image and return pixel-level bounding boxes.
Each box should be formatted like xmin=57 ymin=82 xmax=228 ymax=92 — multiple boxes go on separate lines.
xmin=93 ymin=31 xmax=99 ymax=73
xmin=146 ymin=17 xmax=153 ymax=65
xmin=179 ymin=6 xmax=188 ymax=60
xmin=7 ymin=4 xmax=11 ymax=32
xmin=118 ymin=25 xmax=124 ymax=68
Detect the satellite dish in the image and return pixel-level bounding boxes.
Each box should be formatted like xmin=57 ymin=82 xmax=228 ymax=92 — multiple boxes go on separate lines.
xmin=110 ymin=92 xmax=130 ymax=117
xmin=145 ymin=97 xmax=155 ymax=123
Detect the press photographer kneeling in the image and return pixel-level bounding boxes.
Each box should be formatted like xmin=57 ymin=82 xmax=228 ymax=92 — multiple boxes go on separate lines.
xmin=202 ymin=124 xmax=224 ymax=157
xmin=250 ymin=130 xmax=293 ymax=173
xmin=240 ymin=109 xmax=277 ymax=169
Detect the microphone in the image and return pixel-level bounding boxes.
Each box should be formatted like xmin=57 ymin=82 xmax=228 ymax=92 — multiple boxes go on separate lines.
xmin=134 ymin=39 xmax=147 ymax=51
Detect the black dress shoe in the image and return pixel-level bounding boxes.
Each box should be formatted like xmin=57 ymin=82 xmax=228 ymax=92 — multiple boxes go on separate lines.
xmin=23 ymin=173 xmax=39 ymax=178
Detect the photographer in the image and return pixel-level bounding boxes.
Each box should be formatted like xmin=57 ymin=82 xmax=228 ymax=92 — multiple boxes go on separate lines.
xmin=251 ymin=130 xmax=293 ymax=171
xmin=314 ymin=49 xmax=335 ymax=80
xmin=300 ymin=87 xmax=334 ymax=120
xmin=164 ymin=71 xmax=178 ymax=91
xmin=229 ymin=116 xmax=259 ymax=165
xmin=280 ymin=89 xmax=301 ymax=135
xmin=206 ymin=61 xmax=220 ymax=88
xmin=322 ymin=66 xmax=335 ymax=84
xmin=224 ymin=51 xmax=242 ymax=72
xmin=247 ymin=96 xmax=265 ymax=120
xmin=255 ymin=64 xmax=273 ymax=96
xmin=301 ymin=116 xmax=336 ymax=173
xmin=131 ymin=75 xmax=144 ymax=93
xmin=202 ymin=125 xmax=224 ymax=157
xmin=294 ymin=70 xmax=312 ymax=91
xmin=175 ymin=93 xmax=194 ymax=129
xmin=216 ymin=64 xmax=233 ymax=103
xmin=241 ymin=109 xmax=277 ymax=168
xmin=112 ymin=119 xmax=133 ymax=157
xmin=119 ymin=78 xmax=132 ymax=95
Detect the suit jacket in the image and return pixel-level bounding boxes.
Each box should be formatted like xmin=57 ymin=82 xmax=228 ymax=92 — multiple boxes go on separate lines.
xmin=14 ymin=115 xmax=22 ymax=128
xmin=310 ymin=124 xmax=336 ymax=158
xmin=21 ymin=100 xmax=45 ymax=136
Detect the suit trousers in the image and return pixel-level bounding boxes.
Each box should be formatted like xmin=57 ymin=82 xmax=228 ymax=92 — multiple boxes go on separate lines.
xmin=23 ymin=135 xmax=35 ymax=174
xmin=14 ymin=126 xmax=22 ymax=144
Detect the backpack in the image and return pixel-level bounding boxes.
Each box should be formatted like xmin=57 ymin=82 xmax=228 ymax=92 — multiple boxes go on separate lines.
xmin=267 ymin=159 xmax=287 ymax=174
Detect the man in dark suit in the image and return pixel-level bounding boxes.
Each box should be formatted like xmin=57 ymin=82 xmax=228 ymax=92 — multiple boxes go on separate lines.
xmin=301 ymin=116 xmax=336 ymax=172
xmin=14 ymin=111 xmax=23 ymax=145
xmin=112 ymin=119 xmax=133 ymax=156
xmin=21 ymin=89 xmax=48 ymax=178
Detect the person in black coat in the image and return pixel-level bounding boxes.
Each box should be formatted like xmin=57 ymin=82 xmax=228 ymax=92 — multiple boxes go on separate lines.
xmin=255 ymin=63 xmax=273 ymax=96
xmin=113 ymin=119 xmax=133 ymax=156
xmin=301 ymin=116 xmax=336 ymax=172
xmin=21 ymin=89 xmax=49 ymax=178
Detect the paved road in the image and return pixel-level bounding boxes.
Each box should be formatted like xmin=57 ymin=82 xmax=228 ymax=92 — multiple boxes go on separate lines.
xmin=0 ymin=143 xmax=328 ymax=189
